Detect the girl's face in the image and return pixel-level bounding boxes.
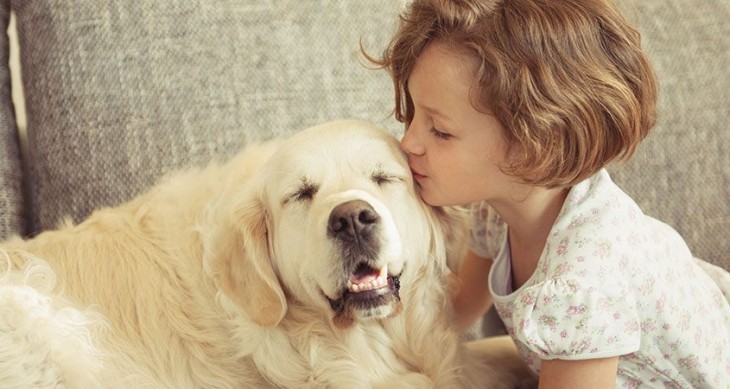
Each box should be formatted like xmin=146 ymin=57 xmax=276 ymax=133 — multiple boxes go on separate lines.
xmin=401 ymin=41 xmax=513 ymax=207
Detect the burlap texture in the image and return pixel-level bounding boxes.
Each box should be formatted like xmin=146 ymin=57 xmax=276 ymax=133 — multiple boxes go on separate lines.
xmin=0 ymin=1 xmax=24 ymax=240
xmin=609 ymin=0 xmax=729 ymax=268
xmin=12 ymin=0 xmax=401 ymax=233
xmin=6 ymin=0 xmax=729 ymax=268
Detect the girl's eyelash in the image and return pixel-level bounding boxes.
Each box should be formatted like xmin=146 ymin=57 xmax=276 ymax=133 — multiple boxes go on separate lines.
xmin=429 ymin=127 xmax=451 ymax=140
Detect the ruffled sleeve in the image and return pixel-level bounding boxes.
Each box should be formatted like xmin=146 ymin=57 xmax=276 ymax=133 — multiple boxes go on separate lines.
xmin=508 ymin=277 xmax=641 ymax=360
xmin=468 ymin=202 xmax=506 ymax=260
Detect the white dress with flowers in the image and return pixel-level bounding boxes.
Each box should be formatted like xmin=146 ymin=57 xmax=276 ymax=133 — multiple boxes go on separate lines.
xmin=470 ymin=169 xmax=730 ymax=388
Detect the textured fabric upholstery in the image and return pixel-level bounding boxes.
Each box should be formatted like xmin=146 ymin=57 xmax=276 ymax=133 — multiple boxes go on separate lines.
xmin=12 ymin=0 xmax=401 ymax=233
xmin=4 ymin=0 xmax=728 ymax=270
xmin=0 ymin=1 xmax=24 ymax=240
xmin=608 ymin=0 xmax=729 ymax=269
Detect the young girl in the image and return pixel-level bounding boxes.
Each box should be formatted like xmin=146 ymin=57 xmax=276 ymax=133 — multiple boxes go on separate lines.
xmin=371 ymin=0 xmax=730 ymax=387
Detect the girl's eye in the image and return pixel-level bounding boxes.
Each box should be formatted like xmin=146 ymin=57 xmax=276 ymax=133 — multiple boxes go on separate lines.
xmin=429 ymin=127 xmax=452 ymax=140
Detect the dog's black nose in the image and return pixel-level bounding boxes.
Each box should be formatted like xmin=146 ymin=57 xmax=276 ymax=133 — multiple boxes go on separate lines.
xmin=328 ymin=200 xmax=380 ymax=247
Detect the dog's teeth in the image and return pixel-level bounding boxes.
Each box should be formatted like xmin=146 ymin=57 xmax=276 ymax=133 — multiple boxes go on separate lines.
xmin=348 ymin=272 xmax=391 ymax=293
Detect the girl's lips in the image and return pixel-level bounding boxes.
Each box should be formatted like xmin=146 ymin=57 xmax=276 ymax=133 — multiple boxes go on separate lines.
xmin=410 ymin=168 xmax=426 ymax=179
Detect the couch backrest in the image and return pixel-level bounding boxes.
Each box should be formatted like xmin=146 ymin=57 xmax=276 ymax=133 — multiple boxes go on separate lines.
xmin=12 ymin=0 xmax=402 ymax=234
xmin=6 ymin=0 xmax=729 ymax=269
xmin=0 ymin=2 xmax=24 ymax=240
xmin=608 ymin=0 xmax=729 ymax=268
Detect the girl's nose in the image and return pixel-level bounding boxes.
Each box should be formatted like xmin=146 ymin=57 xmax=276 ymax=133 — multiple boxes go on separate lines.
xmin=400 ymin=123 xmax=425 ymax=156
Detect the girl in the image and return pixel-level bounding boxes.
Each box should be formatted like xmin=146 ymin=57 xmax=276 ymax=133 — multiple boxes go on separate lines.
xmin=370 ymin=0 xmax=730 ymax=387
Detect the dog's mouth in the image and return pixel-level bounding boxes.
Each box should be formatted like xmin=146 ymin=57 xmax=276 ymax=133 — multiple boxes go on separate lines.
xmin=326 ymin=262 xmax=402 ymax=328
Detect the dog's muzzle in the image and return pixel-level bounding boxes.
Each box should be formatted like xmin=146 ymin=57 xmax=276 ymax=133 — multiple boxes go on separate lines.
xmin=325 ymin=200 xmax=402 ymax=328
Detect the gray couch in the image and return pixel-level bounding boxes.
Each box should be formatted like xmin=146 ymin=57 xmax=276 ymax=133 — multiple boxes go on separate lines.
xmin=0 ymin=0 xmax=727 ymax=279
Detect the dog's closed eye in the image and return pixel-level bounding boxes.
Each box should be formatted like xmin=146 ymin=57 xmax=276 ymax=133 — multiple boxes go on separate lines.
xmin=371 ymin=170 xmax=405 ymax=187
xmin=284 ymin=180 xmax=320 ymax=204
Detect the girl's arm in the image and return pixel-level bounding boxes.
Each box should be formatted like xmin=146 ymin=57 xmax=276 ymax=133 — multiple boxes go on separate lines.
xmin=449 ymin=249 xmax=494 ymax=331
xmin=539 ymin=357 xmax=619 ymax=389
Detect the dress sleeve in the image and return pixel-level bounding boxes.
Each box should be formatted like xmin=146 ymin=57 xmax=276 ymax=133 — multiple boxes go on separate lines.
xmin=468 ymin=201 xmax=506 ymax=260
xmin=509 ymin=277 xmax=641 ymax=360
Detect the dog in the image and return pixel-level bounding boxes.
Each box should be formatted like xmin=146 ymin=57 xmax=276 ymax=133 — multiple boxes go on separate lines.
xmin=1 ymin=120 xmax=531 ymax=388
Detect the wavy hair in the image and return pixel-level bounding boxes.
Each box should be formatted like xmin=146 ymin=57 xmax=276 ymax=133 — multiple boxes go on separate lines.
xmin=368 ymin=0 xmax=658 ymax=187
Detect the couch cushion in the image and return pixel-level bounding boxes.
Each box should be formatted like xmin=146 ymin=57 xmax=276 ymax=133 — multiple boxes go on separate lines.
xmin=13 ymin=0 xmax=729 ymax=270
xmin=13 ymin=0 xmax=402 ymax=233
xmin=0 ymin=4 xmax=25 ymax=240
xmin=608 ymin=0 xmax=729 ymax=269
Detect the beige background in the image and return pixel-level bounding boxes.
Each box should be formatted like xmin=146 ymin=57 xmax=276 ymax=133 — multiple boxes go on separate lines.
xmin=8 ymin=12 xmax=26 ymax=162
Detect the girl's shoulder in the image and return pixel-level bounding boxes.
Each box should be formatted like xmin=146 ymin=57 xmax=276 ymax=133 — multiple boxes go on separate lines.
xmin=537 ymin=169 xmax=692 ymax=281
xmin=557 ymin=169 xmax=641 ymax=228
xmin=549 ymin=169 xmax=676 ymax=257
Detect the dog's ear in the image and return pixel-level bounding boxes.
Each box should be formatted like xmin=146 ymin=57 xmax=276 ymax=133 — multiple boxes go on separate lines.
xmin=206 ymin=186 xmax=287 ymax=327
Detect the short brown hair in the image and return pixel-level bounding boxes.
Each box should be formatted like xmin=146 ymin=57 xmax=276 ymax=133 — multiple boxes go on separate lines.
xmin=368 ymin=0 xmax=658 ymax=187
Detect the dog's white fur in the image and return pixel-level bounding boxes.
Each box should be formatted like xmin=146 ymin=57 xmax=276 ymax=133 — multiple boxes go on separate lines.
xmin=0 ymin=120 xmax=528 ymax=388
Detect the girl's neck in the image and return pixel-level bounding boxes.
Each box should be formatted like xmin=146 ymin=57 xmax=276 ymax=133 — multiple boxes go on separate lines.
xmin=490 ymin=185 xmax=570 ymax=288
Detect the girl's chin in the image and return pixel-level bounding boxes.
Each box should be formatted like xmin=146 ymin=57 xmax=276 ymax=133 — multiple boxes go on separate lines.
xmin=418 ymin=189 xmax=448 ymax=207
xmin=419 ymin=188 xmax=473 ymax=207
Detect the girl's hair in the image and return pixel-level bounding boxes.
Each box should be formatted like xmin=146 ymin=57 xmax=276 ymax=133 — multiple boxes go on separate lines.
xmin=369 ymin=0 xmax=658 ymax=187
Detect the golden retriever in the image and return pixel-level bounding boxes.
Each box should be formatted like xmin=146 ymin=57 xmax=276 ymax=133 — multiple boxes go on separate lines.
xmin=0 ymin=120 xmax=530 ymax=388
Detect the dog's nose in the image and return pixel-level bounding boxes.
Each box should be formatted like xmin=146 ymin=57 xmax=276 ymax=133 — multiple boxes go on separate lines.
xmin=328 ymin=200 xmax=380 ymax=245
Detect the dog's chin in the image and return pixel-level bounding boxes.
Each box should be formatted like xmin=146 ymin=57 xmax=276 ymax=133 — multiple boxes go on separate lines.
xmin=326 ymin=274 xmax=402 ymax=329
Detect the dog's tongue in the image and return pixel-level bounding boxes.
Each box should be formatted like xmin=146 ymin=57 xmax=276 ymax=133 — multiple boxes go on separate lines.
xmin=347 ymin=264 xmax=389 ymax=293
xmin=350 ymin=264 xmax=387 ymax=284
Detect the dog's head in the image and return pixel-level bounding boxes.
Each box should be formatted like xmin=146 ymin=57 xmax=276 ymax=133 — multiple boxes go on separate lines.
xmin=206 ymin=120 xmax=464 ymax=328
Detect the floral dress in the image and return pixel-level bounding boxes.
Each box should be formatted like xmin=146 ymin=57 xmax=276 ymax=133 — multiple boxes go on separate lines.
xmin=470 ymin=169 xmax=730 ymax=388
